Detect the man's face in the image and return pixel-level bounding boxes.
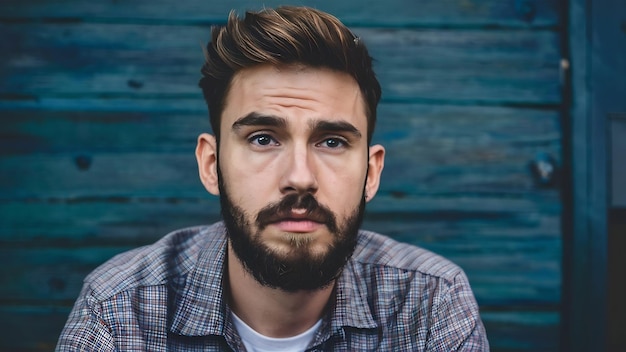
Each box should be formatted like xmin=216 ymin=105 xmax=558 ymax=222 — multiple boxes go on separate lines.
xmin=196 ymin=64 xmax=384 ymax=291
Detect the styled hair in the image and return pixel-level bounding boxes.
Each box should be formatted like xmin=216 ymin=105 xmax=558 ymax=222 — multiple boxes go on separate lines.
xmin=199 ymin=6 xmax=381 ymax=143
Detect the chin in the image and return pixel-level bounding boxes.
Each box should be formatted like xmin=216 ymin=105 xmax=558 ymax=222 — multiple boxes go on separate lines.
xmin=267 ymin=233 xmax=331 ymax=257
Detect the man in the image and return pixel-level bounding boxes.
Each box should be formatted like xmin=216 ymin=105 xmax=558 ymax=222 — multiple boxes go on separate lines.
xmin=57 ymin=6 xmax=488 ymax=351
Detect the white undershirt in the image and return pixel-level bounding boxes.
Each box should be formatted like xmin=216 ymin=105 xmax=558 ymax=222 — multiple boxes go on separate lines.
xmin=231 ymin=312 xmax=322 ymax=352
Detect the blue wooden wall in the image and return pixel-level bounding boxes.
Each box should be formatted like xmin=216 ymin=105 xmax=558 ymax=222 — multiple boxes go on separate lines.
xmin=0 ymin=0 xmax=564 ymax=350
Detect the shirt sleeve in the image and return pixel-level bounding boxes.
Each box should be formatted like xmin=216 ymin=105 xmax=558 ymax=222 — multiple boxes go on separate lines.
xmin=56 ymin=284 xmax=116 ymax=352
xmin=427 ymin=270 xmax=490 ymax=351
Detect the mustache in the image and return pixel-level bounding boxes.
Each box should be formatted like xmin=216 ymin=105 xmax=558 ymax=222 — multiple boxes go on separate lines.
xmin=256 ymin=193 xmax=338 ymax=233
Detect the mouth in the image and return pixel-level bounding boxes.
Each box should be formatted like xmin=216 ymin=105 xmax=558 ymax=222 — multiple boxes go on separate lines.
xmin=273 ymin=219 xmax=323 ymax=233
xmin=267 ymin=209 xmax=326 ymax=233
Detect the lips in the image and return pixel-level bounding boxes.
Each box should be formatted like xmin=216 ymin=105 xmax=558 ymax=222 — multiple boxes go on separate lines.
xmin=255 ymin=193 xmax=338 ymax=233
xmin=263 ymin=208 xmax=325 ymax=231
xmin=273 ymin=218 xmax=324 ymax=233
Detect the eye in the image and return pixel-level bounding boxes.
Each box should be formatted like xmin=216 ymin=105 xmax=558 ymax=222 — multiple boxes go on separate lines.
xmin=318 ymin=137 xmax=347 ymax=149
xmin=249 ymin=134 xmax=279 ymax=147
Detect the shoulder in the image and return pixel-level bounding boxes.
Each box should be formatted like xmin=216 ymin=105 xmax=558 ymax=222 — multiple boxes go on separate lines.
xmin=344 ymin=231 xmax=488 ymax=349
xmin=83 ymin=222 xmax=227 ymax=302
xmin=351 ymin=230 xmax=464 ymax=283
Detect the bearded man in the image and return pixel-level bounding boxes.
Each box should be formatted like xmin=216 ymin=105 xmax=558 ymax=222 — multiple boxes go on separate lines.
xmin=57 ymin=6 xmax=488 ymax=351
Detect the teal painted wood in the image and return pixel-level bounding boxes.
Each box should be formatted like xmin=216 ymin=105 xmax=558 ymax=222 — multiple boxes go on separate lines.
xmin=0 ymin=192 xmax=562 ymax=307
xmin=0 ymin=0 xmax=560 ymax=27
xmin=0 ymin=247 xmax=134 ymax=302
xmin=1 ymin=103 xmax=560 ymax=154
xmin=0 ymin=0 xmax=564 ymax=350
xmin=0 ymin=24 xmax=561 ymax=105
xmin=0 ymin=306 xmax=71 ymax=351
xmin=564 ymin=0 xmax=626 ymax=350
xmin=0 ymin=105 xmax=561 ymax=198
xmin=0 ymin=218 xmax=561 ymax=305
xmin=482 ymin=311 xmax=560 ymax=351
xmin=0 ymin=194 xmax=561 ymax=243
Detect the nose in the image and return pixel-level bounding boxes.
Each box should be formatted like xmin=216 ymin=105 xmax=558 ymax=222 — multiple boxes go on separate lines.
xmin=279 ymin=144 xmax=318 ymax=195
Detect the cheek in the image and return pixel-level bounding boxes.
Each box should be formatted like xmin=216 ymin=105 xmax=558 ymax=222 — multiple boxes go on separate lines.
xmin=319 ymin=153 xmax=368 ymax=185
xmin=219 ymin=154 xmax=279 ymax=210
xmin=318 ymin=161 xmax=368 ymax=209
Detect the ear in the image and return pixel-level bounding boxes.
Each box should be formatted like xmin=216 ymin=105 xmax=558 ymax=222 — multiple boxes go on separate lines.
xmin=195 ymin=133 xmax=220 ymax=195
xmin=364 ymin=144 xmax=385 ymax=202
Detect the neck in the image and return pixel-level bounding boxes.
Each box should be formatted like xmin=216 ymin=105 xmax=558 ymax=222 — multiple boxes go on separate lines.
xmin=226 ymin=243 xmax=334 ymax=338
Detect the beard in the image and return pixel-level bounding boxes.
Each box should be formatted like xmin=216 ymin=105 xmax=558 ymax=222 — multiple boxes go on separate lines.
xmin=218 ymin=175 xmax=366 ymax=293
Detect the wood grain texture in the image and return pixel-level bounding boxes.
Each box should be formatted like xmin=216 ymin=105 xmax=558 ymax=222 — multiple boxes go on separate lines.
xmin=0 ymin=0 xmax=564 ymax=350
xmin=0 ymin=219 xmax=560 ymax=304
xmin=482 ymin=311 xmax=560 ymax=351
xmin=0 ymin=193 xmax=561 ymax=242
xmin=0 ymin=0 xmax=560 ymax=27
xmin=0 ymin=104 xmax=561 ymax=198
xmin=0 ymin=23 xmax=561 ymax=105
xmin=0 ymin=306 xmax=71 ymax=351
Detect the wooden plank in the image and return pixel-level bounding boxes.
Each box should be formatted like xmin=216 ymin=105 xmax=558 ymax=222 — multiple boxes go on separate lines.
xmin=482 ymin=311 xmax=560 ymax=351
xmin=369 ymin=29 xmax=561 ymax=105
xmin=563 ymin=0 xmax=626 ymax=349
xmin=0 ymin=109 xmax=205 ymax=155
xmin=0 ymin=103 xmax=560 ymax=154
xmin=0 ymin=104 xmax=561 ymax=197
xmin=0 ymin=236 xmax=560 ymax=310
xmin=0 ymin=198 xmax=561 ymax=306
xmin=0 ymin=200 xmax=222 ymax=245
xmin=366 ymin=218 xmax=561 ymax=306
xmin=0 ymin=247 xmax=132 ymax=302
xmin=0 ymin=96 xmax=206 ymax=112
xmin=0 ymin=0 xmax=561 ymax=27
xmin=0 ymin=23 xmax=562 ymax=105
xmin=0 ymin=234 xmax=559 ymax=305
xmin=376 ymin=104 xmax=561 ymax=195
xmin=0 ymin=1 xmax=565 ymax=350
xmin=0 ymin=305 xmax=559 ymax=352
xmin=0 ymin=192 xmax=561 ymax=244
xmin=0 ymin=153 xmax=205 ymax=198
xmin=586 ymin=0 xmax=626 ymax=350
xmin=562 ymin=0 xmax=592 ymax=349
xmin=0 ymin=151 xmax=561 ymax=199
xmin=0 ymin=305 xmax=71 ymax=351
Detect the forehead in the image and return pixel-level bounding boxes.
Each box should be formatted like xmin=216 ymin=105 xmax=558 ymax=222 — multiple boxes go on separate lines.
xmin=221 ymin=65 xmax=367 ymax=131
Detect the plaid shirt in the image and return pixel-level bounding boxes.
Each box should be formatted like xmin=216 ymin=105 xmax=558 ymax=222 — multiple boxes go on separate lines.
xmin=57 ymin=222 xmax=489 ymax=351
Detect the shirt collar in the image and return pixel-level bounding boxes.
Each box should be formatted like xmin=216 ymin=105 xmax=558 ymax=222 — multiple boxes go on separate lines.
xmin=169 ymin=223 xmax=230 ymax=336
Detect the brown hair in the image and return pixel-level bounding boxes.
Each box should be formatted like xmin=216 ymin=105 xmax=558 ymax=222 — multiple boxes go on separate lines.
xmin=199 ymin=6 xmax=381 ymax=143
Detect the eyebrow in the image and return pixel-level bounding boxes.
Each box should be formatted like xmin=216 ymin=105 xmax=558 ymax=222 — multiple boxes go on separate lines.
xmin=232 ymin=112 xmax=287 ymax=131
xmin=231 ymin=112 xmax=362 ymax=139
xmin=310 ymin=120 xmax=362 ymax=139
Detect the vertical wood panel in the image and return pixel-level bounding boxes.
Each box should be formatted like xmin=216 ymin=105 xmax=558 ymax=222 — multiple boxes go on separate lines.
xmin=0 ymin=1 xmax=565 ymax=350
